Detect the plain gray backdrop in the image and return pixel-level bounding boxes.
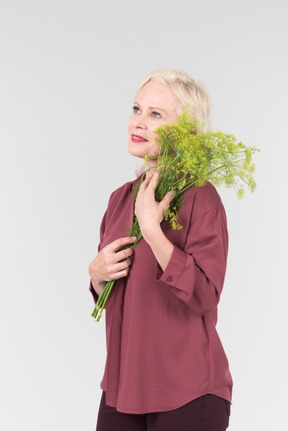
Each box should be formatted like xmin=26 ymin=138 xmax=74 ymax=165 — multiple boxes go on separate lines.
xmin=0 ymin=1 xmax=287 ymax=430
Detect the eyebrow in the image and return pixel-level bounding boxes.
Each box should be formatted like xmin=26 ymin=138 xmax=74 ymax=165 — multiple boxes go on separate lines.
xmin=133 ymin=102 xmax=168 ymax=114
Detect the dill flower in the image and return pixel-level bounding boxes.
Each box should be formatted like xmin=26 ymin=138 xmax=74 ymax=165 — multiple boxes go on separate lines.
xmin=91 ymin=109 xmax=260 ymax=321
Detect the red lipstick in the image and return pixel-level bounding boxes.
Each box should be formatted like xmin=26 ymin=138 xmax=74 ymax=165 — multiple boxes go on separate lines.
xmin=131 ymin=134 xmax=148 ymax=143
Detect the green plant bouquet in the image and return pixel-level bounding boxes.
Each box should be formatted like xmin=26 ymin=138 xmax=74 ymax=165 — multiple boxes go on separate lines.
xmin=91 ymin=109 xmax=260 ymax=321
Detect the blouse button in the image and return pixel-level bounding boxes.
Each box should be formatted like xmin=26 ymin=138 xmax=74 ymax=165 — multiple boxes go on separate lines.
xmin=166 ymin=275 xmax=173 ymax=282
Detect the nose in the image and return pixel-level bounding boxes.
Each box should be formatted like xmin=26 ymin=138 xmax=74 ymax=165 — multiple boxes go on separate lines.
xmin=133 ymin=113 xmax=147 ymax=129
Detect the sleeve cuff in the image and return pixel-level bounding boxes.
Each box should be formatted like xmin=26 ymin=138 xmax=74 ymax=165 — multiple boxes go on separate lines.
xmin=89 ymin=278 xmax=99 ymax=304
xmin=154 ymin=245 xmax=194 ymax=295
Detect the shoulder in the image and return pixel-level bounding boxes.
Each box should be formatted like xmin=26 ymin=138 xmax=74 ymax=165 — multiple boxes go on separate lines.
xmin=107 ymin=175 xmax=141 ymax=206
xmin=182 ymin=181 xmax=226 ymax=223
xmin=109 ymin=181 xmax=132 ymax=200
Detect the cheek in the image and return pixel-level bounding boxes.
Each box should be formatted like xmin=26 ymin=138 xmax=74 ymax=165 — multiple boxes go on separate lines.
xmin=127 ymin=116 xmax=133 ymax=132
xmin=151 ymin=131 xmax=160 ymax=145
xmin=147 ymin=137 xmax=161 ymax=157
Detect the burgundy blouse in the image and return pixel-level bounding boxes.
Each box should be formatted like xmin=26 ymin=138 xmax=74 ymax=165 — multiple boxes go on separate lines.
xmin=89 ymin=174 xmax=233 ymax=414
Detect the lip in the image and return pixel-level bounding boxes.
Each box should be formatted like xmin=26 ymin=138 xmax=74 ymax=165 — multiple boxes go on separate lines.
xmin=131 ymin=134 xmax=148 ymax=143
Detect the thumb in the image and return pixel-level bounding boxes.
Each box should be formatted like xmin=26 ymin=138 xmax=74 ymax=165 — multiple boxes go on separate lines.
xmin=159 ymin=190 xmax=174 ymax=211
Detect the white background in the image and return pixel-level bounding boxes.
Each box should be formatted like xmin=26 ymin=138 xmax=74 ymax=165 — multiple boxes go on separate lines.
xmin=0 ymin=1 xmax=287 ymax=430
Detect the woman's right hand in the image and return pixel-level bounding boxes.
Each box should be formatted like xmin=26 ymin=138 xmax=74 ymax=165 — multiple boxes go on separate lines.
xmin=88 ymin=236 xmax=137 ymax=296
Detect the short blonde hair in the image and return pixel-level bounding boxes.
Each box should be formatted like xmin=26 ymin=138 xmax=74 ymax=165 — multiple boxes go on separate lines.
xmin=135 ymin=68 xmax=211 ymax=132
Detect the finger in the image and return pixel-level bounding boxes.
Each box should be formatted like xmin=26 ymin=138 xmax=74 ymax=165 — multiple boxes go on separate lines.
xmin=159 ymin=191 xmax=174 ymax=211
xmin=114 ymin=247 xmax=134 ymax=262
xmin=139 ymin=170 xmax=154 ymax=191
xmin=144 ymin=167 xmax=160 ymax=181
xmin=147 ymin=170 xmax=160 ymax=191
xmin=109 ymin=259 xmax=133 ymax=280
xmin=110 ymin=269 xmax=130 ymax=280
xmin=108 ymin=236 xmax=137 ymax=253
xmin=145 ymin=168 xmax=156 ymax=180
xmin=112 ymin=257 xmax=132 ymax=272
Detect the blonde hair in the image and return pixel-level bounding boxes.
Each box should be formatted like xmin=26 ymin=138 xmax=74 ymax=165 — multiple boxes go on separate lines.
xmin=135 ymin=68 xmax=211 ymax=132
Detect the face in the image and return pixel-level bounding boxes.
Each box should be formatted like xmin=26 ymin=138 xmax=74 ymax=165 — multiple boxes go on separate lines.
xmin=127 ymin=81 xmax=179 ymax=166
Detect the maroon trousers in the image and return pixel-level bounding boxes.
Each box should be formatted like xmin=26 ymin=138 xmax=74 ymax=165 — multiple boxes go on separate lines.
xmin=96 ymin=391 xmax=231 ymax=431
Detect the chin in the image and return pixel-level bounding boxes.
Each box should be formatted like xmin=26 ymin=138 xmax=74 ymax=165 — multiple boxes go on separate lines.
xmin=128 ymin=146 xmax=145 ymax=159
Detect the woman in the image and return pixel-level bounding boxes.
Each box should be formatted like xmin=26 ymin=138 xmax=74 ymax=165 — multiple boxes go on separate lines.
xmin=88 ymin=69 xmax=233 ymax=431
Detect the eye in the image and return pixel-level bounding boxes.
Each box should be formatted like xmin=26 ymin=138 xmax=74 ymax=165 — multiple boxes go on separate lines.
xmin=133 ymin=105 xmax=140 ymax=113
xmin=152 ymin=111 xmax=161 ymax=119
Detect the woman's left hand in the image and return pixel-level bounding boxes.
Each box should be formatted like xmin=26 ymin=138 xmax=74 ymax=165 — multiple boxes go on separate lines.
xmin=135 ymin=169 xmax=174 ymax=243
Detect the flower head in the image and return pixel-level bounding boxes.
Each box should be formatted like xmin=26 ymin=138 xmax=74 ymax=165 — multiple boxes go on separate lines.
xmin=132 ymin=107 xmax=260 ymax=230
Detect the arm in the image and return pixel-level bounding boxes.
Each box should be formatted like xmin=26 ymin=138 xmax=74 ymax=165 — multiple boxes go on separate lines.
xmin=88 ymin=209 xmax=108 ymax=303
xmin=154 ymin=208 xmax=228 ymax=315
xmin=135 ymin=170 xmax=228 ymax=316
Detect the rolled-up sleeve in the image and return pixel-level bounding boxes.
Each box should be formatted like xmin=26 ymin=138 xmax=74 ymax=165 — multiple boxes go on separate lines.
xmin=89 ymin=278 xmax=99 ymax=304
xmin=88 ymin=208 xmax=108 ymax=303
xmin=155 ymin=207 xmax=228 ymax=315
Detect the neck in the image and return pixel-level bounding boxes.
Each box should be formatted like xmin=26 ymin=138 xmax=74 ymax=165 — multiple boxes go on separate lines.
xmin=145 ymin=159 xmax=158 ymax=169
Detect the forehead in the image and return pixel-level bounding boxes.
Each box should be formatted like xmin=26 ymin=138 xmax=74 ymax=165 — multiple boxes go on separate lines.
xmin=136 ymin=81 xmax=178 ymax=108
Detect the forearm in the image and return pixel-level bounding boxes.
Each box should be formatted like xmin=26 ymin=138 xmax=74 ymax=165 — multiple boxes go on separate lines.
xmin=144 ymin=225 xmax=174 ymax=272
xmin=91 ymin=278 xmax=106 ymax=297
xmin=155 ymin=246 xmax=220 ymax=315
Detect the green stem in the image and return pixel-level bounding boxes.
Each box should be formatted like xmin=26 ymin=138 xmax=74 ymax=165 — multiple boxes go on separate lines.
xmin=230 ymin=165 xmax=249 ymax=185
xmin=96 ymin=281 xmax=115 ymax=321
xmin=91 ymin=280 xmax=115 ymax=320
